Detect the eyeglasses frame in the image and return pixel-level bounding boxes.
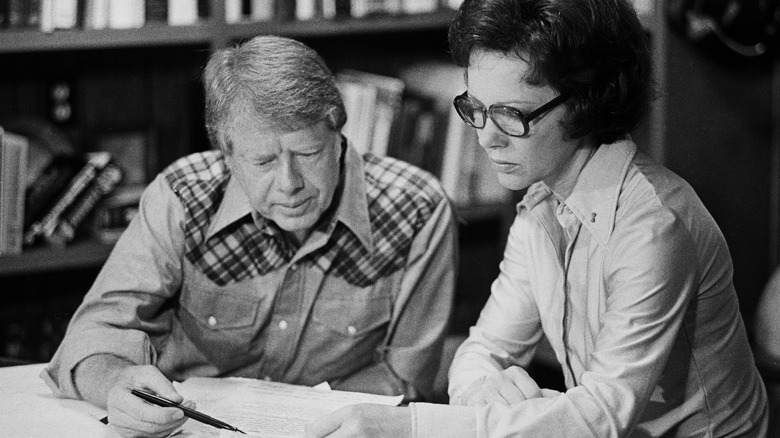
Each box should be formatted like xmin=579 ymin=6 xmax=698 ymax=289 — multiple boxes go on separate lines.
xmin=452 ymin=91 xmax=569 ymax=137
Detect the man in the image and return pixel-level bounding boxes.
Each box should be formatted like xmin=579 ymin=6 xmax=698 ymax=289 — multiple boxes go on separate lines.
xmin=43 ymin=35 xmax=456 ymax=437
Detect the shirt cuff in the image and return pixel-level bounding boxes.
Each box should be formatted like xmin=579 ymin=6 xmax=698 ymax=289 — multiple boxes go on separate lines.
xmin=410 ymin=402 xmax=477 ymax=438
xmin=43 ymin=325 xmax=155 ymax=399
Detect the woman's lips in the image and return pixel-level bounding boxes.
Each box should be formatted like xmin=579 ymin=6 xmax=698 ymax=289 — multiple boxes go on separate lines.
xmin=490 ymin=159 xmax=519 ymax=173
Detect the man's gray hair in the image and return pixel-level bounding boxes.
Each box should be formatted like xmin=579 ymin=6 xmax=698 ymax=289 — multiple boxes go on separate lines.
xmin=203 ymin=35 xmax=347 ymax=154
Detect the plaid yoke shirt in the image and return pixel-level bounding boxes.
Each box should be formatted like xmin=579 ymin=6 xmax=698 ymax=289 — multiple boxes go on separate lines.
xmin=44 ymin=142 xmax=457 ymax=401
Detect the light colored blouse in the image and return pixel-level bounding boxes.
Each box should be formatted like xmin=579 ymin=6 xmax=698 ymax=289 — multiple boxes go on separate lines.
xmin=412 ymin=139 xmax=767 ymax=437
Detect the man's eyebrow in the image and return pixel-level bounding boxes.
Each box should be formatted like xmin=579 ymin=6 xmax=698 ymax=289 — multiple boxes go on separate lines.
xmin=250 ymin=152 xmax=277 ymax=162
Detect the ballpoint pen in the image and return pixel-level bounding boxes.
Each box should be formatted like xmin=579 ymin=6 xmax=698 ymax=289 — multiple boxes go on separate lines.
xmin=130 ymin=388 xmax=247 ymax=434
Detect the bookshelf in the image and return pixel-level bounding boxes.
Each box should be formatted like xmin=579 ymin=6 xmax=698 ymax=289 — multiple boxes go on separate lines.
xmin=1 ymin=3 xmax=772 ymax=388
xmin=0 ymin=2 xmax=517 ymax=364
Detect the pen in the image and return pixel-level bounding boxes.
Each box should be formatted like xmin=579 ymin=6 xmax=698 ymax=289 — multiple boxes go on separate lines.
xmin=130 ymin=388 xmax=246 ymax=434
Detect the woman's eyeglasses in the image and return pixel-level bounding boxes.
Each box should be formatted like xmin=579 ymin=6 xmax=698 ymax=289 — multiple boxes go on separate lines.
xmin=452 ymin=92 xmax=569 ymax=137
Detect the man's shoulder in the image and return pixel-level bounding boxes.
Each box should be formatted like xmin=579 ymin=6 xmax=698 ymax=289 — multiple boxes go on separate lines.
xmin=362 ymin=154 xmax=447 ymax=208
xmin=162 ymin=150 xmax=229 ymax=190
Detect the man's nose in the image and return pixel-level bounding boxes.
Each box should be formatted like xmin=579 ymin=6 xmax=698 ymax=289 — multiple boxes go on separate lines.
xmin=277 ymin=155 xmax=304 ymax=194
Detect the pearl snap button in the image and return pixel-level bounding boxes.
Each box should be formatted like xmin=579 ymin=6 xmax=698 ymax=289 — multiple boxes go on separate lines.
xmin=347 ymin=325 xmax=357 ymax=336
xmin=207 ymin=316 xmax=217 ymax=327
xmin=278 ymin=320 xmax=288 ymax=330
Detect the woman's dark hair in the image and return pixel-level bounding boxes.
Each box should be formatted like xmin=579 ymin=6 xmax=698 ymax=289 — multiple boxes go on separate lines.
xmin=449 ymin=0 xmax=654 ymax=144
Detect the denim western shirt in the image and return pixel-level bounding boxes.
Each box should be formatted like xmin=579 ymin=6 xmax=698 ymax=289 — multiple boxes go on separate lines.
xmin=411 ymin=139 xmax=768 ymax=437
xmin=43 ymin=141 xmax=457 ymax=401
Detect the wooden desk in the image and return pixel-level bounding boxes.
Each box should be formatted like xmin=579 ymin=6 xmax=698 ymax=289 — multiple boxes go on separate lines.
xmin=0 ymin=363 xmax=114 ymax=437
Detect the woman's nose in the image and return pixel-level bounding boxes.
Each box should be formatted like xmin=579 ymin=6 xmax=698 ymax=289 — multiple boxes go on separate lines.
xmin=476 ymin=118 xmax=509 ymax=150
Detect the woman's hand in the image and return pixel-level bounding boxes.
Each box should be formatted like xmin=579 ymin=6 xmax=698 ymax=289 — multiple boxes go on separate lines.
xmin=454 ymin=366 xmax=543 ymax=407
xmin=304 ymin=404 xmax=411 ymax=438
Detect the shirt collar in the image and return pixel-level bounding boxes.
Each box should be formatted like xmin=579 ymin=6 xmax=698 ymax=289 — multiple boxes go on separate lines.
xmin=206 ymin=138 xmax=374 ymax=252
xmin=334 ymin=139 xmax=374 ymax=251
xmin=518 ymin=138 xmax=636 ymax=247
xmin=206 ymin=176 xmax=254 ymax=239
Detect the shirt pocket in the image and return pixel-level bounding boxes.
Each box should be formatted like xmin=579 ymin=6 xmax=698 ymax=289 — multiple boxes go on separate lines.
xmin=303 ymin=284 xmax=393 ymax=380
xmin=177 ymin=265 xmax=269 ymax=365
xmin=311 ymin=293 xmax=391 ymax=337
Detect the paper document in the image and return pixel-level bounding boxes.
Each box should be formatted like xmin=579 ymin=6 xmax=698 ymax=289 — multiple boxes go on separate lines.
xmin=174 ymin=377 xmax=403 ymax=438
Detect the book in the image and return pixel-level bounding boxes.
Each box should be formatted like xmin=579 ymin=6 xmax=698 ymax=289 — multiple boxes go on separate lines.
xmin=387 ymin=92 xmax=436 ymax=171
xmin=24 ymin=151 xmax=112 ymax=246
xmin=351 ymin=0 xmax=402 ymax=18
xmin=224 ymin=0 xmax=242 ymax=23
xmin=90 ymin=183 xmax=143 ymax=243
xmin=51 ymin=0 xmax=79 ymax=30
xmin=107 ymin=0 xmax=145 ymax=29
xmin=295 ymin=0 xmax=317 ymax=20
xmin=26 ymin=0 xmax=41 ymax=28
xmin=168 ymin=0 xmax=198 ymax=26
xmin=0 ymin=0 xmax=7 ymax=29
xmin=0 ymin=128 xmax=29 ymax=256
xmin=401 ymin=0 xmax=438 ymax=14
xmin=83 ymin=0 xmax=109 ymax=29
xmin=7 ymin=0 xmax=27 ymax=29
xmin=336 ymin=70 xmax=405 ymax=157
xmin=249 ymin=0 xmax=273 ymax=21
xmin=45 ymin=161 xmax=123 ymax=247
xmin=23 ymin=154 xmax=85 ymax=231
xmin=275 ymin=0 xmax=295 ymax=21
xmin=397 ymin=60 xmax=510 ymax=205
xmin=145 ymin=0 xmax=167 ymax=24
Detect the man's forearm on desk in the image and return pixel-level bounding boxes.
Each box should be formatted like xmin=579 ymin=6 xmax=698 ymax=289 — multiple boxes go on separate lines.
xmin=73 ymin=354 xmax=135 ymax=408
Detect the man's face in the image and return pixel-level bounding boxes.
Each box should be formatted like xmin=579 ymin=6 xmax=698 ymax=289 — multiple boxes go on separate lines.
xmin=226 ymin=117 xmax=342 ymax=243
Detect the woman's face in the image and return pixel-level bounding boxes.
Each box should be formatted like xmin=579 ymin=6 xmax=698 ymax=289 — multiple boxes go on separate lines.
xmin=466 ymin=49 xmax=582 ymax=191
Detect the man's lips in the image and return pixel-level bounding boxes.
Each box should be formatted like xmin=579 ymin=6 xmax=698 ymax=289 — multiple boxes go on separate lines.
xmin=278 ymin=198 xmax=311 ymax=209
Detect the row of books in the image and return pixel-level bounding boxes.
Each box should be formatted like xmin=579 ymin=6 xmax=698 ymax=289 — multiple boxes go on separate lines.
xmin=0 ymin=127 xmax=139 ymax=256
xmin=336 ymin=66 xmax=511 ymax=208
xmin=0 ymin=0 xmax=463 ymax=31
xmin=0 ymin=0 xmax=209 ymax=31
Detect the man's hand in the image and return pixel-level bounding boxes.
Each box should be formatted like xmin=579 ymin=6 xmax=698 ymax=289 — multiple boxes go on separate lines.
xmin=304 ymin=404 xmax=411 ymax=438
xmin=454 ymin=366 xmax=543 ymax=407
xmin=105 ymin=365 xmax=193 ymax=438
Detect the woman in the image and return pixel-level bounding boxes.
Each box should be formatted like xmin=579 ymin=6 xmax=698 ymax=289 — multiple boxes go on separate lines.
xmin=305 ymin=0 xmax=769 ymax=436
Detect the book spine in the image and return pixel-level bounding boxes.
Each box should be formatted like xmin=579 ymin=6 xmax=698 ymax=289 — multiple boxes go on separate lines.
xmin=0 ymin=0 xmax=7 ymax=29
xmin=145 ymin=0 xmax=167 ymax=23
xmin=249 ymin=0 xmax=273 ymax=21
xmin=7 ymin=0 xmax=26 ymax=28
xmin=108 ymin=0 xmax=145 ymax=29
xmin=24 ymin=152 xmax=111 ymax=245
xmin=168 ymin=0 xmax=197 ymax=25
xmin=0 ymin=129 xmax=29 ymax=255
xmin=46 ymin=162 xmax=123 ymax=247
xmin=224 ymin=0 xmax=242 ymax=23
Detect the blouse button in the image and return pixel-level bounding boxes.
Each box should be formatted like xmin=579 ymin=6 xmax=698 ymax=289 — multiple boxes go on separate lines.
xmin=278 ymin=320 xmax=289 ymax=330
xmin=207 ymin=316 xmax=217 ymax=327
xmin=347 ymin=325 xmax=357 ymax=336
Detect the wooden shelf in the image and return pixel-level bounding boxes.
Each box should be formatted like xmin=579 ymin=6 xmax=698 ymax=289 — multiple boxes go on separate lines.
xmin=0 ymin=11 xmax=455 ymax=54
xmin=0 ymin=22 xmax=217 ymax=53
xmin=226 ymin=10 xmax=455 ymax=40
xmin=0 ymin=240 xmax=114 ymax=276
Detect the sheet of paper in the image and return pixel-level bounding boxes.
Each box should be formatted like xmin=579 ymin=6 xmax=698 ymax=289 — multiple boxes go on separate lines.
xmin=174 ymin=377 xmax=403 ymax=438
